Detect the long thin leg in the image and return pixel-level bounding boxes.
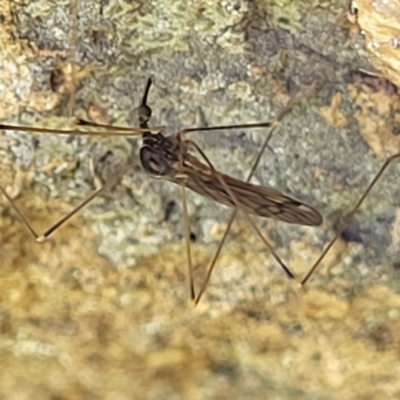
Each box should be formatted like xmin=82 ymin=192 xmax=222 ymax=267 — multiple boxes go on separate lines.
xmin=191 ymin=87 xmax=318 ymax=305
xmin=0 ymin=185 xmax=41 ymax=240
xmin=181 ymin=185 xmax=195 ymax=300
xmin=300 ymin=152 xmax=400 ymax=285
xmin=0 ymin=124 xmax=157 ymax=137
xmin=186 ymin=140 xmax=295 ymax=277
xmin=0 ymin=162 xmax=134 ymax=242
xmin=180 ymin=121 xmax=278 ymax=135
xmin=0 ymin=76 xmax=160 ymax=136
xmin=193 ymin=129 xmax=276 ymax=305
xmin=73 ymin=120 xmax=166 ymax=135
xmin=130 ymin=76 xmax=198 ymax=298
xmin=177 ymin=81 xmax=319 ymax=137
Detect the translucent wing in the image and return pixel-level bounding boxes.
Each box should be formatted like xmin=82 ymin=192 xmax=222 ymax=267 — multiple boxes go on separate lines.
xmin=168 ymin=163 xmax=322 ymax=226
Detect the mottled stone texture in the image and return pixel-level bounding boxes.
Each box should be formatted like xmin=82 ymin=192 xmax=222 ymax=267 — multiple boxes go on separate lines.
xmin=1 ymin=0 xmax=400 ymax=399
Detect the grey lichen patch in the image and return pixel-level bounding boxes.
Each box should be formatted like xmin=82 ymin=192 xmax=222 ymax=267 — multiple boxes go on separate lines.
xmin=254 ymin=0 xmax=344 ymax=34
xmin=110 ymin=0 xmax=249 ymax=54
xmin=14 ymin=0 xmax=73 ymax=52
xmin=0 ymin=58 xmax=36 ymax=120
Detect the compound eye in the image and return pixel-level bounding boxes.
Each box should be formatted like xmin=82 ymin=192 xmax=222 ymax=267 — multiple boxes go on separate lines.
xmin=148 ymin=158 xmax=162 ymax=175
xmin=140 ymin=147 xmax=167 ymax=176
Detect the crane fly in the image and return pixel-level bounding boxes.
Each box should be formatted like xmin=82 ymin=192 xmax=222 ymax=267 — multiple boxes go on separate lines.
xmin=1 ymin=77 xmax=324 ymax=303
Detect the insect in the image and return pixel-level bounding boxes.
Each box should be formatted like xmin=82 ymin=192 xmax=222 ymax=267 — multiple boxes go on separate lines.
xmin=0 ymin=77 xmax=322 ymax=302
